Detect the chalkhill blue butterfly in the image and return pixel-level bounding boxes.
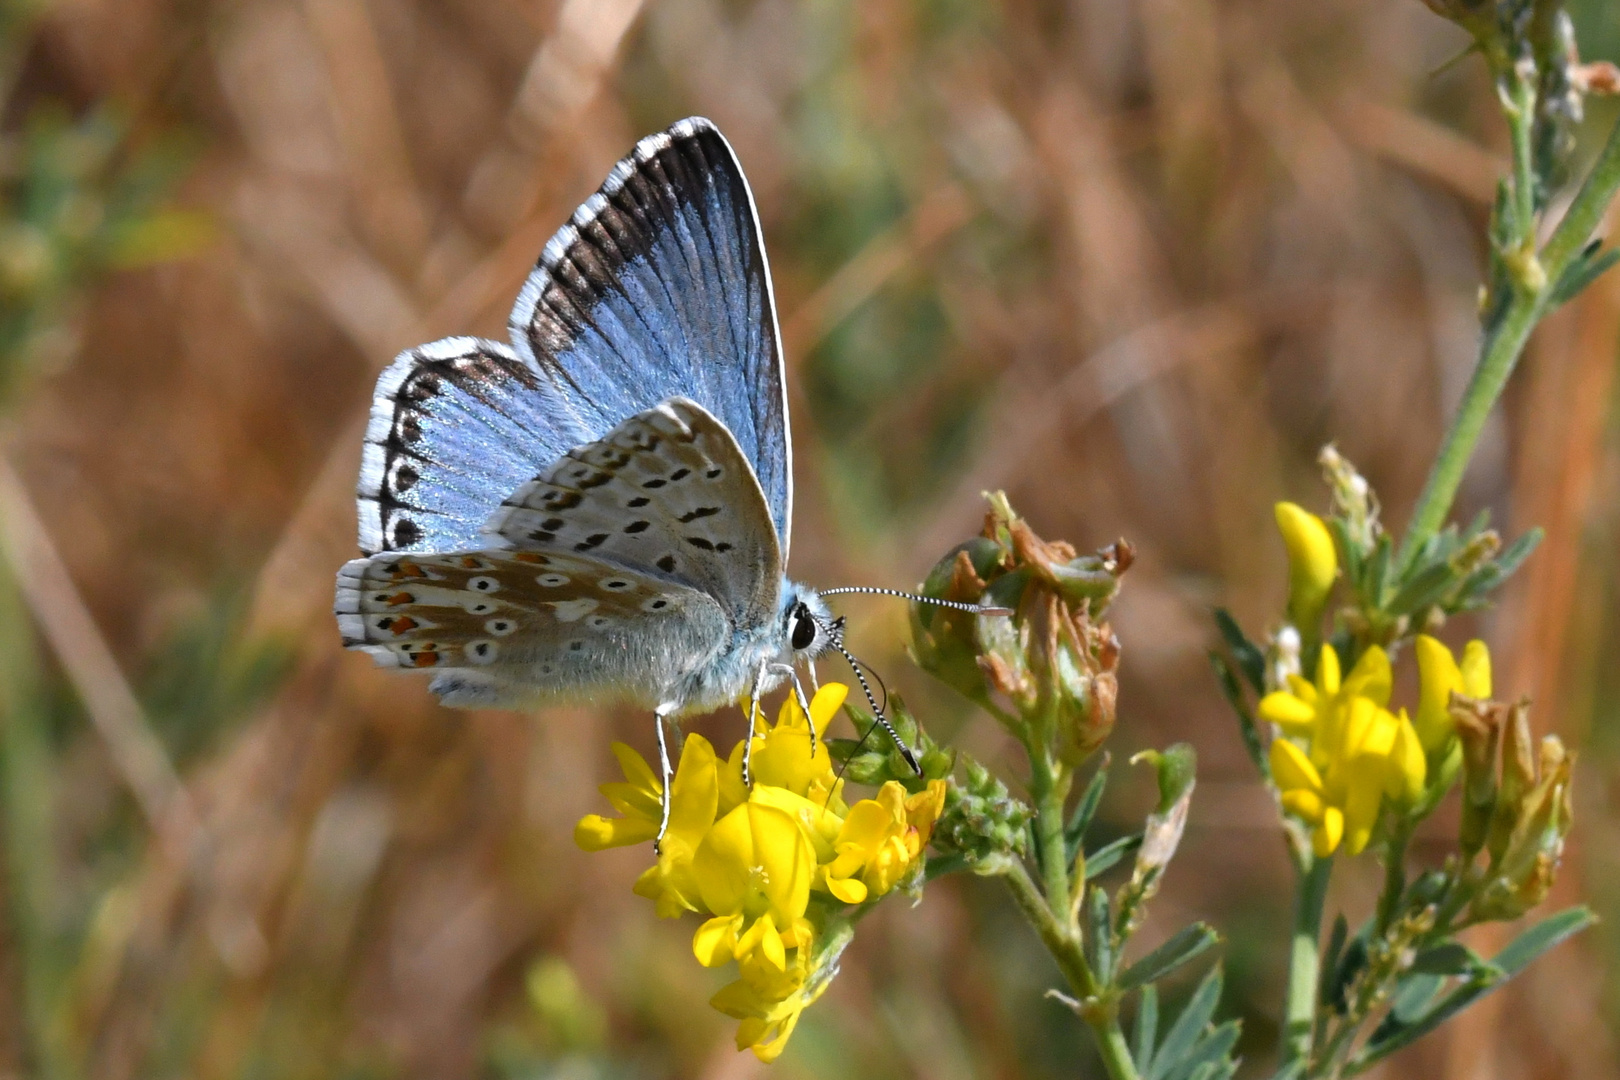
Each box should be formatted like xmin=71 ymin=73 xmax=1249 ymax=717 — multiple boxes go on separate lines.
xmin=334 ymin=118 xmax=999 ymax=838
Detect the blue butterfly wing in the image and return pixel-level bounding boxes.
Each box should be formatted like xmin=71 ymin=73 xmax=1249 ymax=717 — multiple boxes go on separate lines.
xmin=357 ymin=118 xmax=791 ymax=561
xmin=356 ymin=337 xmax=594 ymax=554
xmin=507 ymin=117 xmax=792 ymax=555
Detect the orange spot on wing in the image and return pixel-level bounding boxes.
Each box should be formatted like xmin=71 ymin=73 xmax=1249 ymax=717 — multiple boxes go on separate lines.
xmin=397 ymin=562 xmax=427 ymax=578
xmin=391 ymin=616 xmax=418 ymax=633
xmin=386 ymin=592 xmax=415 ymax=606
xmin=459 ymin=556 xmax=483 ymax=568
xmin=512 ymin=552 xmax=549 ymax=564
xmin=412 ymin=651 xmax=439 ymax=667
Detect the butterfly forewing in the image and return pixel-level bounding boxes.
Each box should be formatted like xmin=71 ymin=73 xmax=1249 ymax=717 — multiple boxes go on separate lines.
xmin=509 ymin=118 xmax=792 ymax=555
xmin=335 ymin=549 xmax=730 ymax=709
xmin=357 ymin=337 xmax=594 ymax=554
xmin=485 ymin=397 xmax=780 ymax=629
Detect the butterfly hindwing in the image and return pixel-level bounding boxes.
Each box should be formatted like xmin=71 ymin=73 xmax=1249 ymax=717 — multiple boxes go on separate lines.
xmin=508 ymin=118 xmax=793 ymax=556
xmin=335 ymin=549 xmax=730 ymax=709
xmin=358 ymin=337 xmax=594 ymax=554
xmin=485 ymin=397 xmax=780 ymax=628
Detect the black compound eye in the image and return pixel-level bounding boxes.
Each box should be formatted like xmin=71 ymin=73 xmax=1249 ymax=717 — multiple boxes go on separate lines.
xmin=790 ymin=605 xmax=817 ymax=650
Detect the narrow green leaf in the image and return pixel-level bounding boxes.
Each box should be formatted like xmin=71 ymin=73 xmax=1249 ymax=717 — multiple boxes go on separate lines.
xmin=1084 ymin=834 xmax=1143 ymax=880
xmin=1119 ymin=923 xmax=1220 ymax=991
xmin=1327 ymin=517 xmax=1364 ymax=604
xmin=1065 ymin=759 xmax=1110 ymax=862
xmin=1087 ymin=886 xmax=1115 ymax=983
xmin=1165 ymin=1020 xmax=1240 ymax=1080
xmin=1386 ymin=560 xmax=1456 ymax=616
xmin=1351 ymin=907 xmax=1595 ymax=1072
xmin=1456 ymin=527 xmax=1543 ymax=607
xmin=1549 ymin=246 xmax=1620 ymax=307
xmin=1409 ymin=941 xmax=1478 ymax=975
xmin=1134 ymin=983 xmax=1159 ymax=1076
xmin=1391 ymin=972 xmax=1444 ymax=1023
xmin=1212 ymin=609 xmax=1264 ymax=692
xmin=1210 ymin=652 xmax=1268 ymax=782
xmin=1318 ymin=914 xmax=1348 ymax=1008
xmin=1362 ymin=535 xmax=1392 ymax=607
xmin=1492 ymin=905 xmax=1596 ymax=974
xmin=1149 ymin=965 xmax=1223 ymax=1080
xmin=1327 ymin=933 xmax=1369 ymax=1013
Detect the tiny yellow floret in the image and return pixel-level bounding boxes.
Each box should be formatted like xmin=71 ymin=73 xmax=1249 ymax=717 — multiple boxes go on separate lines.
xmin=1274 ymin=502 xmax=1338 ymax=630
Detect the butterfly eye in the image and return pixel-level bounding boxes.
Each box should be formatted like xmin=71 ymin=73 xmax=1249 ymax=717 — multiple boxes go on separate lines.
xmin=790 ymin=605 xmax=817 ymax=651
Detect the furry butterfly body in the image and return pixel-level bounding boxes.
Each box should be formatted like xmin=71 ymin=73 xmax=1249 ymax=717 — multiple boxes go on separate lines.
xmin=334 ymin=118 xmax=834 ymax=724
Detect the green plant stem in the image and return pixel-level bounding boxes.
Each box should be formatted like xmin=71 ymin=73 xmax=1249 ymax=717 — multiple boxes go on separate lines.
xmin=1281 ymin=854 xmax=1332 ymax=1074
xmin=1400 ymin=103 xmax=1620 ymax=567
xmin=1375 ymin=822 xmax=1412 ymax=937
xmin=1028 ymin=745 xmax=1073 ymax=918
xmin=1000 ymin=861 xmax=1140 ymax=1080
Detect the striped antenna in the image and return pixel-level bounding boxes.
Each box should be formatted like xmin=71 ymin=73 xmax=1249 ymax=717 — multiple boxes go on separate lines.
xmin=819 ymin=585 xmax=1012 ymax=617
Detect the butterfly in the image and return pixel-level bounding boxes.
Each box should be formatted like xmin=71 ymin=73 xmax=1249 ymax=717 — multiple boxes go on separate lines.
xmin=334 ymin=118 xmax=994 ymax=839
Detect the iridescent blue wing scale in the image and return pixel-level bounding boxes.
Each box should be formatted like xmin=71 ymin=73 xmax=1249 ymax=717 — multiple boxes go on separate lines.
xmin=508 ymin=118 xmax=792 ymax=556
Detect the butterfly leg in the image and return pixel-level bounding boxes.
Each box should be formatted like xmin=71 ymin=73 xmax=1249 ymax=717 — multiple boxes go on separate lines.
xmin=770 ymin=663 xmax=818 ymax=756
xmin=654 ymin=704 xmax=676 ymax=854
xmin=742 ymin=661 xmax=768 ymax=787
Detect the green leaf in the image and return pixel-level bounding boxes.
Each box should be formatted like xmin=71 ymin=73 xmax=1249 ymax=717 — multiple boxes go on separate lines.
xmin=1318 ymin=914 xmax=1348 ymax=1008
xmin=1548 ymin=246 xmax=1620 ymax=307
xmin=1456 ymin=527 xmax=1543 ymax=607
xmin=1134 ymin=984 xmax=1159 ymax=1075
xmin=1212 ymin=609 xmax=1264 ymax=692
xmin=1326 ymin=933 xmax=1369 ymax=1014
xmin=1351 ymin=907 xmax=1595 ymax=1072
xmin=1065 ymin=758 xmax=1110 ymax=863
xmin=1362 ymin=534 xmax=1393 ymax=607
xmin=1086 ymin=885 xmax=1115 ymax=983
xmin=1084 ymin=834 xmax=1143 ymax=879
xmin=1386 ymin=559 xmax=1456 ymax=616
xmin=1210 ymin=653 xmax=1268 ymax=782
xmin=1149 ymin=965 xmax=1223 ymax=1080
xmin=1327 ymin=517 xmax=1364 ymax=595
xmin=1390 ymin=972 xmax=1444 ymax=1023
xmin=1165 ymin=1020 xmax=1240 ymax=1080
xmin=1409 ymin=941 xmax=1480 ymax=976
xmin=1119 ymin=923 xmax=1220 ymax=991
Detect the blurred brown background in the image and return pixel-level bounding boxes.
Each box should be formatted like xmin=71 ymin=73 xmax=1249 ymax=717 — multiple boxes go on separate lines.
xmin=0 ymin=0 xmax=1616 ymax=1077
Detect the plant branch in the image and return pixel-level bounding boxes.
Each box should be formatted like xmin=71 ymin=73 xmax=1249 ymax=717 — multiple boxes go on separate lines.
xmin=1400 ymin=98 xmax=1620 ymax=566
xmin=998 ymin=860 xmax=1140 ymax=1080
xmin=1281 ymin=854 xmax=1332 ymax=1074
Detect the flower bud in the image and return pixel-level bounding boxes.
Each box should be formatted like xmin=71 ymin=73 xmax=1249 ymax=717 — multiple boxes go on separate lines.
xmin=1451 ymin=694 xmax=1506 ymax=859
xmin=1274 ymin=502 xmax=1338 ymax=632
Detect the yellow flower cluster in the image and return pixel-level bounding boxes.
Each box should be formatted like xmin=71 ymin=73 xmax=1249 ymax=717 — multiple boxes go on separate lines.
xmin=575 ymin=684 xmax=946 ymax=1062
xmin=1259 ymin=636 xmax=1490 ymax=858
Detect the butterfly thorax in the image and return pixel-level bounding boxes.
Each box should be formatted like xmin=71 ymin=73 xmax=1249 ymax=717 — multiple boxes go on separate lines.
xmin=663 ymin=577 xmax=830 ymax=717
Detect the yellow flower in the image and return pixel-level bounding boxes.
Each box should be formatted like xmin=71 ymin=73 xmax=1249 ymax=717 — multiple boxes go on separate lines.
xmin=1413 ymin=635 xmax=1493 ymax=753
xmin=711 ymin=964 xmax=833 ymax=1063
xmin=690 ymin=797 xmax=818 ymax=989
xmin=821 ymin=779 xmax=947 ymax=904
xmin=574 ymin=735 xmax=720 ymax=917
xmin=1264 ymin=645 xmax=1423 ymax=856
xmin=1275 ymin=502 xmax=1338 ymax=630
xmin=721 ymin=683 xmax=849 ymax=815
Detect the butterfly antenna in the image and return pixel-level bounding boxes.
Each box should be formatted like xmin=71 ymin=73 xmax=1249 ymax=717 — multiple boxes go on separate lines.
xmin=820 ymin=585 xmax=1013 ymax=617
xmin=832 ymin=639 xmax=921 ymax=776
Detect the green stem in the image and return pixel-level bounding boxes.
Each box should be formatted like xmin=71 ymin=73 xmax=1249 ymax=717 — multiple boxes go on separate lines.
xmin=1000 ymin=862 xmax=1140 ymax=1080
xmin=1374 ymin=823 xmax=1411 ymax=937
xmin=1400 ymin=104 xmax=1620 ymax=567
xmin=1028 ymin=744 xmax=1073 ymax=919
xmin=1281 ymin=854 xmax=1332 ymax=1074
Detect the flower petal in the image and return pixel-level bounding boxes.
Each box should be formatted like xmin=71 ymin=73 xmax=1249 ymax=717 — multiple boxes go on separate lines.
xmin=1280 ymin=788 xmax=1326 ymax=823
xmin=1313 ymin=805 xmax=1344 ymax=856
xmin=807 ymin=683 xmax=850 ymax=738
xmin=574 ymin=813 xmax=657 ymax=851
xmin=1259 ymin=691 xmax=1317 ymax=733
xmin=1460 ymin=640 xmax=1492 ymax=699
xmin=694 ymin=914 xmax=742 ymax=967
xmin=1344 ymin=646 xmax=1392 ymax=707
xmin=1270 ymin=738 xmax=1324 ymax=794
